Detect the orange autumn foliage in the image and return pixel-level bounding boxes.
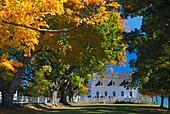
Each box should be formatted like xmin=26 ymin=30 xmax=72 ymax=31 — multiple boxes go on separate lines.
xmin=0 ymin=0 xmax=122 ymax=72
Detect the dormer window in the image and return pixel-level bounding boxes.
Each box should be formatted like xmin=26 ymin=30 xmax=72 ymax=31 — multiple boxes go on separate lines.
xmin=108 ymin=80 xmax=116 ymax=86
xmin=112 ymin=82 xmax=115 ymax=85
xmin=95 ymin=81 xmax=103 ymax=86
xmin=120 ymin=79 xmax=129 ymax=86
xmin=100 ymin=82 xmax=103 ymax=86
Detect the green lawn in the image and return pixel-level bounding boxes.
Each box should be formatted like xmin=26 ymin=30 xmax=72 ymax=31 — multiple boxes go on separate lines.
xmin=0 ymin=103 xmax=170 ymax=114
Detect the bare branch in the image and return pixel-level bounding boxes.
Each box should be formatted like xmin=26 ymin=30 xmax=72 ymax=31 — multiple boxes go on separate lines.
xmin=2 ymin=20 xmax=84 ymax=33
xmin=65 ymin=66 xmax=76 ymax=76
xmin=83 ymin=1 xmax=93 ymax=11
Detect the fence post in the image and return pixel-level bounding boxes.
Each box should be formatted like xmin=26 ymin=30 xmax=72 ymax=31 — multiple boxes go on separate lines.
xmin=37 ymin=97 xmax=40 ymax=104
xmin=45 ymin=97 xmax=47 ymax=103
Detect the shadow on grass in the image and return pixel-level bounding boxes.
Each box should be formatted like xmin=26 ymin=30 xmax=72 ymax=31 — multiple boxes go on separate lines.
xmin=44 ymin=104 xmax=169 ymax=114
xmin=72 ymin=104 xmax=166 ymax=109
xmin=1 ymin=104 xmax=169 ymax=114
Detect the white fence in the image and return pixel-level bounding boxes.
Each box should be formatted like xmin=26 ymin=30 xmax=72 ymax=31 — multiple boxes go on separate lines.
xmin=77 ymin=97 xmax=153 ymax=103
xmin=0 ymin=96 xmax=153 ymax=104
xmin=0 ymin=96 xmax=49 ymax=104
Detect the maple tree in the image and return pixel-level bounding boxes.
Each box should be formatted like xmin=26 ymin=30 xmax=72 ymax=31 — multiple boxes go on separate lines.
xmin=0 ymin=0 xmax=122 ymax=71
xmin=19 ymin=8 xmax=127 ymax=106
xmin=0 ymin=0 xmax=127 ymax=109
xmin=25 ymin=53 xmax=94 ymax=105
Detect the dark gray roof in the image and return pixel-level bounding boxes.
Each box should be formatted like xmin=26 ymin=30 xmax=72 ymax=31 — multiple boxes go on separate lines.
xmin=92 ymin=72 xmax=133 ymax=87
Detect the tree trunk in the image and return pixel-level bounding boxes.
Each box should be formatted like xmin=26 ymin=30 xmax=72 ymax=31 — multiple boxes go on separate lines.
xmin=72 ymin=88 xmax=80 ymax=103
xmin=168 ymin=96 xmax=170 ymax=110
xmin=0 ymin=56 xmax=31 ymax=109
xmin=60 ymin=87 xmax=69 ymax=105
xmin=1 ymin=91 xmax=4 ymax=105
xmin=69 ymin=92 xmax=74 ymax=103
xmin=1 ymin=90 xmax=16 ymax=109
xmin=160 ymin=96 xmax=164 ymax=108
xmin=68 ymin=86 xmax=80 ymax=103
xmin=49 ymin=90 xmax=58 ymax=106
xmin=68 ymin=87 xmax=74 ymax=103
xmin=152 ymin=96 xmax=155 ymax=104
xmin=48 ymin=77 xmax=63 ymax=106
xmin=156 ymin=96 xmax=158 ymax=104
xmin=60 ymin=82 xmax=70 ymax=105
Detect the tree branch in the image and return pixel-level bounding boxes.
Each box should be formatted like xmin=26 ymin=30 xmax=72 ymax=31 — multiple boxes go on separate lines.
xmin=2 ymin=20 xmax=84 ymax=33
xmin=65 ymin=66 xmax=76 ymax=77
xmin=2 ymin=1 xmax=106 ymax=33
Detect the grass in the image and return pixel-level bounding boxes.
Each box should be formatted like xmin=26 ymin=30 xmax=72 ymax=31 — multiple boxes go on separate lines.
xmin=0 ymin=103 xmax=169 ymax=114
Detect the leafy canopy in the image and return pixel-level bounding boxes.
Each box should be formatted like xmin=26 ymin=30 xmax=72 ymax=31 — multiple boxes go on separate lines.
xmin=0 ymin=0 xmax=122 ymax=72
xmin=117 ymin=0 xmax=170 ymax=97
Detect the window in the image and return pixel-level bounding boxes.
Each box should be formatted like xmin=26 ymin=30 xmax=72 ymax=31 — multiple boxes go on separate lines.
xmin=120 ymin=80 xmax=125 ymax=86
xmin=96 ymin=92 xmax=99 ymax=98
xmin=112 ymin=82 xmax=115 ymax=85
xmin=95 ymin=81 xmax=103 ymax=86
xmin=101 ymin=82 xmax=103 ymax=86
xmin=130 ymin=91 xmax=132 ymax=97
xmin=105 ymin=91 xmax=107 ymax=97
xmin=121 ymin=91 xmax=124 ymax=97
xmin=108 ymin=81 xmax=115 ymax=86
xmin=113 ymin=91 xmax=116 ymax=96
xmin=95 ymin=81 xmax=100 ymax=86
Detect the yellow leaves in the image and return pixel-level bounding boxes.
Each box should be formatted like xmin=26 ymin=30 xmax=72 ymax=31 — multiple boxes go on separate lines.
xmin=106 ymin=1 xmax=122 ymax=8
xmin=100 ymin=7 xmax=106 ymax=12
xmin=5 ymin=0 xmax=9 ymax=6
xmin=67 ymin=0 xmax=84 ymax=9
xmin=123 ymin=52 xmax=126 ymax=56
xmin=65 ymin=8 xmax=73 ymax=15
xmin=42 ymin=65 xmax=52 ymax=72
xmin=123 ymin=56 xmax=127 ymax=62
xmin=120 ymin=62 xmax=126 ymax=67
xmin=30 ymin=37 xmax=39 ymax=46
xmin=85 ymin=0 xmax=105 ymax=5
xmin=0 ymin=53 xmax=23 ymax=72
xmin=0 ymin=11 xmax=8 ymax=18
xmin=0 ymin=0 xmax=126 ymax=71
xmin=1 ymin=53 xmax=9 ymax=61
xmin=1 ymin=0 xmax=65 ymax=27
xmin=0 ymin=0 xmax=123 ymax=33
xmin=110 ymin=60 xmax=117 ymax=65
xmin=24 ymin=48 xmax=31 ymax=57
xmin=60 ymin=0 xmax=68 ymax=3
xmin=110 ymin=67 xmax=114 ymax=74
xmin=11 ymin=60 xmax=23 ymax=67
xmin=9 ymin=26 xmax=40 ymax=56
xmin=105 ymin=61 xmax=109 ymax=65
xmin=0 ymin=61 xmax=17 ymax=72
xmin=68 ymin=46 xmax=72 ymax=51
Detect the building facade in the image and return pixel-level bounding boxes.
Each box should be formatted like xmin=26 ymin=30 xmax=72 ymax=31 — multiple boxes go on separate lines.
xmin=91 ymin=72 xmax=139 ymax=99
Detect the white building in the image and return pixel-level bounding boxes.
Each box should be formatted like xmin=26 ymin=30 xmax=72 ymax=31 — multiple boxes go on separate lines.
xmin=91 ymin=72 xmax=139 ymax=99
